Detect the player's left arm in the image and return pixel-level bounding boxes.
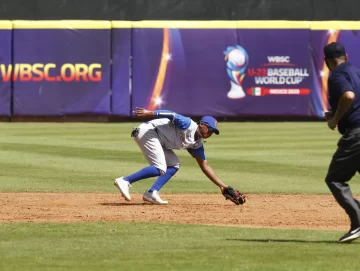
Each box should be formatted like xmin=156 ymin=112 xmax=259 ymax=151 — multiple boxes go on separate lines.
xmin=195 ymin=156 xmax=228 ymax=192
xmin=188 ymin=146 xmax=228 ymax=192
xmin=188 ymin=146 xmax=247 ymax=205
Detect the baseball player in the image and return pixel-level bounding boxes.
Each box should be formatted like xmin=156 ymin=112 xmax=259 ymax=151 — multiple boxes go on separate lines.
xmin=114 ymin=107 xmax=246 ymax=205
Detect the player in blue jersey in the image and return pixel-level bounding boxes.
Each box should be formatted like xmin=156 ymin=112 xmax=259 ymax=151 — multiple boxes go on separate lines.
xmin=114 ymin=107 xmax=230 ymax=205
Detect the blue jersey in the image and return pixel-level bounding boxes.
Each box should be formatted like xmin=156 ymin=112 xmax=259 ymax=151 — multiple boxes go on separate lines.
xmin=149 ymin=110 xmax=206 ymax=160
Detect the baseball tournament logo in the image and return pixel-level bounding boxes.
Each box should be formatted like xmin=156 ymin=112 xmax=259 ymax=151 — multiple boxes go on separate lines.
xmin=224 ymin=45 xmax=310 ymax=99
xmin=224 ymin=46 xmax=249 ymax=99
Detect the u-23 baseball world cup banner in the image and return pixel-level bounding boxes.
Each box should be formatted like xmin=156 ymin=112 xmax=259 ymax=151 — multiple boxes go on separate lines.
xmin=0 ymin=21 xmax=12 ymax=116
xmin=131 ymin=21 xmax=313 ymax=117
xmin=11 ymin=21 xmax=111 ymax=116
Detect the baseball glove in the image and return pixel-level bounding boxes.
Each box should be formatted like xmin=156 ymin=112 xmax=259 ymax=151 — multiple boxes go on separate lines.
xmin=222 ymin=186 xmax=247 ymax=205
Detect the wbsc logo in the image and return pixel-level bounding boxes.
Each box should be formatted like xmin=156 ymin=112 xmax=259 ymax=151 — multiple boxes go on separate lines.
xmin=0 ymin=63 xmax=102 ymax=82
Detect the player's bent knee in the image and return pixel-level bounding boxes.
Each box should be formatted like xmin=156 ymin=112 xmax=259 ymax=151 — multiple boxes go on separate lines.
xmin=153 ymin=168 xmax=164 ymax=175
xmin=154 ymin=166 xmax=166 ymax=176
xmin=325 ymin=177 xmax=335 ymax=186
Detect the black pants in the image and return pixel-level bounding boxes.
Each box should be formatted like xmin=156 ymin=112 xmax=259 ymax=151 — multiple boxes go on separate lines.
xmin=326 ymin=127 xmax=360 ymax=229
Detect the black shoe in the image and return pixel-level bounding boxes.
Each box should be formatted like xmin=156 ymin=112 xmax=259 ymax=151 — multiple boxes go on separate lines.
xmin=339 ymin=227 xmax=360 ymax=243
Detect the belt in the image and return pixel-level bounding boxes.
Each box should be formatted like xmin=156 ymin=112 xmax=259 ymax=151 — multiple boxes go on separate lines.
xmin=343 ymin=124 xmax=360 ymax=135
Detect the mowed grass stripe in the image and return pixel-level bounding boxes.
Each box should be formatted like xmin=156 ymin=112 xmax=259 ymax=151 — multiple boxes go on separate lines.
xmin=0 ymin=142 xmax=137 ymax=161
xmin=0 ymin=222 xmax=359 ymax=271
xmin=0 ymin=141 xmax=329 ymax=170
xmin=0 ymin=122 xmax=359 ymax=194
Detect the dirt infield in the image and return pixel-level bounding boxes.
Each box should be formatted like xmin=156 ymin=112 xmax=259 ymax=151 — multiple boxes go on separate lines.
xmin=0 ymin=193 xmax=351 ymax=231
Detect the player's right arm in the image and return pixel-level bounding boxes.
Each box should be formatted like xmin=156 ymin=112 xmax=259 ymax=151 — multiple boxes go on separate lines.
xmin=327 ymin=74 xmax=355 ymax=130
xmin=324 ymin=111 xmax=333 ymax=121
xmin=133 ymin=107 xmax=191 ymax=129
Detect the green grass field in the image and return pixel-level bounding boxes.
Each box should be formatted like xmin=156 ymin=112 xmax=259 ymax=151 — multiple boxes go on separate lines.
xmin=1 ymin=122 xmax=360 ymax=270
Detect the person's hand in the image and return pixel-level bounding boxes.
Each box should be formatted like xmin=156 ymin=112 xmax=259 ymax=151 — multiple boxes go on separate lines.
xmin=133 ymin=107 xmax=153 ymax=117
xmin=324 ymin=111 xmax=333 ymax=121
xmin=222 ymin=186 xmax=247 ymax=205
xmin=327 ymin=118 xmax=338 ymax=130
xmin=220 ymin=186 xmax=227 ymax=193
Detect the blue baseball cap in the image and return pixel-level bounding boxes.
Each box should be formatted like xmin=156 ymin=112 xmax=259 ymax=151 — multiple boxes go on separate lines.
xmin=200 ymin=116 xmax=219 ymax=135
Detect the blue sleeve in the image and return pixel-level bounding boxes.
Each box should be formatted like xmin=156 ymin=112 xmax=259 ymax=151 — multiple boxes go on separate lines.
xmin=154 ymin=110 xmax=191 ymax=129
xmin=329 ymin=73 xmax=353 ymax=95
xmin=187 ymin=145 xmax=206 ymax=160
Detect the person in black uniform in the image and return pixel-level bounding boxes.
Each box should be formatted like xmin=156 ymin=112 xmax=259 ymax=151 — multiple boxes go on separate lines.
xmin=324 ymin=42 xmax=360 ymax=243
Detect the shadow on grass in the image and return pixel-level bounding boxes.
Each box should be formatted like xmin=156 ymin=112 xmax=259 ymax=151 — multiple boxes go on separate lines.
xmin=226 ymin=238 xmax=360 ymax=244
xmin=100 ymin=202 xmax=148 ymax=206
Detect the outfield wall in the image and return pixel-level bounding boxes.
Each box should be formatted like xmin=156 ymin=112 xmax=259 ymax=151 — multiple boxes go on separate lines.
xmin=1 ymin=20 xmax=360 ymax=118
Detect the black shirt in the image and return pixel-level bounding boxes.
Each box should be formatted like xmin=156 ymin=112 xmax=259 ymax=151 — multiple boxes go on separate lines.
xmin=328 ymin=62 xmax=360 ymax=134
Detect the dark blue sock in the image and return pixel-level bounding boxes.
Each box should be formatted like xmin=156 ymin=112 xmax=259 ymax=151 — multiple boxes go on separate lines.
xmin=124 ymin=166 xmax=161 ymax=184
xmin=149 ymin=167 xmax=178 ymax=192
